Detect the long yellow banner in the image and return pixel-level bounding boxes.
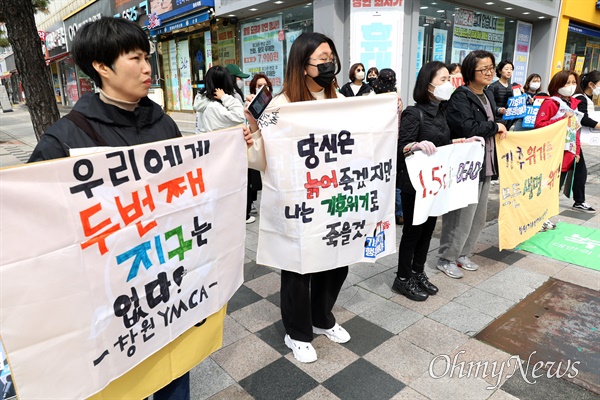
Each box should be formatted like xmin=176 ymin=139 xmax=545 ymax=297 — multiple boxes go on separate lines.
xmin=496 ymin=119 xmax=568 ymax=250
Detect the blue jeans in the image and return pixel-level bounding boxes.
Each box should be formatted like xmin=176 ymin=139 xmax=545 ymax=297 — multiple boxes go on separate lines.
xmin=395 ymin=188 xmax=403 ymax=217
xmin=152 ymin=372 xmax=190 ymax=400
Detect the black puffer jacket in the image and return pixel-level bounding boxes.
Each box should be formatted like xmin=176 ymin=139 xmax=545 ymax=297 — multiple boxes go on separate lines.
xmin=398 ymin=101 xmax=451 ymax=194
xmin=29 ymin=93 xmax=181 ymax=162
xmin=339 ymin=82 xmax=373 ymax=97
xmin=446 ymin=85 xmax=500 ymax=181
xmin=488 ymin=80 xmax=512 ymax=114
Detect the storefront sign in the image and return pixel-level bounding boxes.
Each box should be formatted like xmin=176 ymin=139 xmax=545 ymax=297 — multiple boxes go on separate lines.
xmin=113 ymin=0 xmax=149 ymax=26
xmin=241 ymin=16 xmax=284 ymax=92
xmin=451 ymin=8 xmax=504 ymax=64
xmin=285 ymin=30 xmax=302 ymax=62
xmin=146 ymin=0 xmax=214 ymax=24
xmin=217 ymin=25 xmax=237 ymax=66
xmin=512 ymin=21 xmax=532 ymax=86
xmin=148 ymin=11 xmax=210 ymax=36
xmin=64 ymin=1 xmax=113 ymax=51
xmin=45 ymin=21 xmax=68 ymax=59
xmin=432 ymin=28 xmax=447 ymax=62
xmin=350 ymin=1 xmax=404 ymax=80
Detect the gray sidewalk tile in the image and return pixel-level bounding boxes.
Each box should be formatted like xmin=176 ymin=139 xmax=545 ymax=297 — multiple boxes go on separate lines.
xmin=552 ymin=265 xmax=600 ymax=291
xmin=339 ymin=316 xmax=394 ymax=357
xmin=239 ymin=357 xmax=319 ymax=400
xmin=428 ymin=273 xmax=471 ymax=300
xmin=410 ymin=371 xmax=493 ymax=400
xmin=221 ymin=315 xmax=251 ymax=347
xmin=190 ymin=357 xmax=236 ymax=399
xmin=454 ymin=287 xmax=517 ymax=318
xmin=244 ymin=271 xmax=281 ymax=297
xmin=476 ymin=266 xmax=549 ymax=302
xmin=337 ymin=285 xmax=389 ymax=315
xmin=487 ymin=390 xmax=520 ymax=400
xmin=298 ymin=385 xmax=341 ymax=400
xmin=364 ymin=335 xmax=437 ymax=384
xmin=359 ymin=299 xmax=423 ymax=334
xmin=206 ymin=384 xmax=253 ymax=400
xmin=227 ymin=285 xmax=262 ymax=313
xmin=348 ymin=261 xmax=393 ymax=279
xmin=322 ymin=358 xmax=406 ymax=400
xmin=390 ymin=291 xmax=451 ymax=316
xmin=398 ymin=317 xmax=469 ymax=356
xmin=254 ymin=320 xmax=288 ymax=355
xmin=357 ymin=269 xmax=397 ymax=299
xmin=511 ymin=255 xmax=566 ymax=277
xmin=285 ymin=335 xmax=360 ymax=383
xmin=211 ymin=335 xmax=281 ymax=381
xmin=391 ymin=387 xmax=430 ymax=400
xmin=429 ymin=302 xmax=495 ymax=336
xmin=229 ymin=298 xmax=281 ymax=333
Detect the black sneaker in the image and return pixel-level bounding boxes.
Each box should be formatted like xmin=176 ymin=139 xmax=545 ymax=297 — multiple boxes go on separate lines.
xmin=414 ymin=272 xmax=439 ymax=295
xmin=573 ymin=202 xmax=597 ymax=213
xmin=392 ymin=276 xmax=428 ymax=301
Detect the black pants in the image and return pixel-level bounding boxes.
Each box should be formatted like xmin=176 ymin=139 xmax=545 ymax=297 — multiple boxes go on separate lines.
xmin=396 ymin=191 xmax=438 ymax=279
xmin=560 ymin=150 xmax=587 ymax=204
xmin=280 ymin=266 xmax=348 ymax=342
xmin=148 ymin=372 xmax=190 ymax=400
xmin=246 ymin=169 xmax=262 ymax=219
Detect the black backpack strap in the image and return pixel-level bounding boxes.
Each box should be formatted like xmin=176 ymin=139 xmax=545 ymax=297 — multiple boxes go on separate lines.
xmin=415 ymin=106 xmax=425 ymax=138
xmin=64 ymin=110 xmax=108 ymax=146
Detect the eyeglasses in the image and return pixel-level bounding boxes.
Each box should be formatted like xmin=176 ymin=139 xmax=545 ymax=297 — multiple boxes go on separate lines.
xmin=475 ymin=66 xmax=495 ymax=75
xmin=309 ymin=57 xmax=336 ymax=65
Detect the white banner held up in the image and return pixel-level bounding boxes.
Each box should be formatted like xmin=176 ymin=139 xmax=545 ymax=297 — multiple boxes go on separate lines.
xmin=581 ymin=110 xmax=600 ymax=145
xmin=256 ymin=94 xmax=398 ymax=274
xmin=405 ymin=142 xmax=485 ymax=225
xmin=0 ymin=128 xmax=246 ymax=399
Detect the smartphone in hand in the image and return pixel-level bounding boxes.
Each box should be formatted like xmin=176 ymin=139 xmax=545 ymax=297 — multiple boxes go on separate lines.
xmin=247 ymin=85 xmax=273 ymax=120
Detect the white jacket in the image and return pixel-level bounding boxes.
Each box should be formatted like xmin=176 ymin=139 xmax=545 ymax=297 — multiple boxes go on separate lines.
xmin=193 ymin=93 xmax=245 ymax=133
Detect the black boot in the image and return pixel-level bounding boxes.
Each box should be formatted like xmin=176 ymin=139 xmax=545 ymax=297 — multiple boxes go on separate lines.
xmin=392 ymin=276 xmax=428 ymax=301
xmin=414 ymin=272 xmax=438 ymax=295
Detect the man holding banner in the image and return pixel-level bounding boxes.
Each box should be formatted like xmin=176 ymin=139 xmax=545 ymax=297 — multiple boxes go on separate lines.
xmin=26 ymin=17 xmax=190 ymax=399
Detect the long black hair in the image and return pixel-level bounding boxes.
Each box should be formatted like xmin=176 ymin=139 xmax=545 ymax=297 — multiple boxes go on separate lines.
xmin=201 ymin=66 xmax=236 ymax=102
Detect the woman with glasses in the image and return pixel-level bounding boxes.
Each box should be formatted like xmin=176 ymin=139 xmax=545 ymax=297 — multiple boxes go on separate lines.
xmin=243 ymin=32 xmax=350 ymax=364
xmin=437 ymin=50 xmax=508 ymax=279
xmin=339 ymin=62 xmax=373 ymax=97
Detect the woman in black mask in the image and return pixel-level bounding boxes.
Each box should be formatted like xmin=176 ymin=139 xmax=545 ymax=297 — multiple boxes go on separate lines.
xmin=367 ymin=67 xmax=379 ymax=86
xmin=243 ymin=32 xmax=349 ymax=364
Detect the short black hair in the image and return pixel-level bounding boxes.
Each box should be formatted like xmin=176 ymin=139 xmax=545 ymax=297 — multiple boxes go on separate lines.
xmin=461 ymin=50 xmax=495 ymax=85
xmin=447 ymin=63 xmax=461 ymax=75
xmin=72 ymin=17 xmax=150 ymax=88
xmin=413 ymin=61 xmax=448 ymax=104
xmin=495 ymin=60 xmax=514 ymax=78
xmin=201 ymin=66 xmax=236 ymax=102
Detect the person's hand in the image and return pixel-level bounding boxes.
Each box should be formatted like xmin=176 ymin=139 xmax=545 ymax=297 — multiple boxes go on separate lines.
xmin=565 ymin=111 xmax=574 ymax=118
xmin=412 ymin=140 xmax=437 ymax=155
xmin=497 ymin=123 xmax=508 ymax=140
xmin=465 ymin=136 xmax=485 ymax=145
xmin=243 ymin=125 xmax=254 ymax=148
xmin=245 ymin=94 xmax=255 ymax=103
xmin=214 ymin=88 xmax=225 ymax=100
xmin=498 ymin=107 xmax=507 ymax=115
xmin=575 ymin=154 xmax=580 ymax=162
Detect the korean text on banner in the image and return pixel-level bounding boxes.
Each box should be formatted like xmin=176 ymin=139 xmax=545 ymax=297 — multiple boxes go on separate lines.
xmin=496 ymin=119 xmax=567 ymax=250
xmin=405 ymin=142 xmax=485 ymax=225
xmin=0 ymin=128 xmax=247 ymax=399
xmin=256 ymin=94 xmax=398 ymax=274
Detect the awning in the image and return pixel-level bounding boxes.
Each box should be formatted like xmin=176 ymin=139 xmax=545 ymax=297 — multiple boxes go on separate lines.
xmin=0 ymin=72 xmax=12 ymax=80
xmin=149 ymin=10 xmax=210 ymax=36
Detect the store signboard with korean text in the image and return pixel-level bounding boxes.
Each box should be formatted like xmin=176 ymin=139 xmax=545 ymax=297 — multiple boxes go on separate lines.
xmin=241 ymin=16 xmax=284 ymax=93
xmin=451 ymin=8 xmax=504 ymax=64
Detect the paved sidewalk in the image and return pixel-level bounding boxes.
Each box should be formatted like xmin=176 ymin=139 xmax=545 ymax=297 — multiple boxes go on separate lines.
xmin=1 ymin=106 xmax=599 ymax=399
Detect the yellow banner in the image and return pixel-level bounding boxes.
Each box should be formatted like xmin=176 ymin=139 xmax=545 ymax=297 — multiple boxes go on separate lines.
xmin=496 ymin=119 xmax=567 ymax=250
xmin=88 ymin=305 xmax=226 ymax=399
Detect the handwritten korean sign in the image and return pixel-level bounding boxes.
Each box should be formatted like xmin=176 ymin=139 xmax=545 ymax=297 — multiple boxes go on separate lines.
xmin=496 ymin=119 xmax=567 ymax=250
xmin=0 ymin=127 xmax=246 ymax=399
xmin=256 ymin=94 xmax=398 ymax=273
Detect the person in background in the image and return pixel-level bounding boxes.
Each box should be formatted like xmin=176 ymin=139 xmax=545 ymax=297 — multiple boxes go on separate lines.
xmin=372 ymin=68 xmax=404 ymax=225
xmin=535 ymin=70 xmax=595 ymax=216
xmin=192 ymin=66 xmax=245 ymax=133
xmin=523 ymin=73 xmax=546 ymax=102
xmin=367 ymin=66 xmax=379 ymax=86
xmin=225 ymin=64 xmax=250 ymax=103
xmin=447 ymin=63 xmax=461 ymax=76
xmin=339 ymin=63 xmax=373 ymax=97
xmin=393 ymin=61 xmax=456 ymax=301
xmin=488 ymin=60 xmax=514 ymax=120
xmin=244 ymin=73 xmax=274 ymax=222
xmin=438 ymin=50 xmax=508 ymax=279
xmin=244 ymin=32 xmax=350 ymax=364
xmin=27 ymin=17 xmax=190 ymax=400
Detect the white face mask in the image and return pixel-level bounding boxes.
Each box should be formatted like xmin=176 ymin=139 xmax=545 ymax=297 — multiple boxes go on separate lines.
xmin=237 ymin=79 xmax=244 ymax=90
xmin=529 ymin=82 xmax=541 ymax=90
xmin=558 ymin=84 xmax=575 ymax=97
xmin=592 ymin=84 xmax=600 ymax=97
xmin=355 ymin=71 xmax=365 ymax=81
xmin=430 ymin=81 xmax=455 ymax=101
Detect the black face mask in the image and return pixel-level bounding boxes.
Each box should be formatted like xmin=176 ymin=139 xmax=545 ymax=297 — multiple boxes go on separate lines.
xmin=367 ymin=77 xmax=376 ymax=85
xmin=310 ymin=62 xmax=336 ymax=88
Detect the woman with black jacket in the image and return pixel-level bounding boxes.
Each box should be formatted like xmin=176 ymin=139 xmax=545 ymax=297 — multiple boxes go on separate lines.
xmin=339 ymin=63 xmax=373 ymax=97
xmin=437 ymin=50 xmax=508 ymax=279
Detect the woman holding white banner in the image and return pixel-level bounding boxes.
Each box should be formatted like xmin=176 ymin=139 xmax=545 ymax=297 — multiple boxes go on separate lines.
xmin=243 ymin=32 xmax=350 ymax=364
xmin=392 ymin=61 xmax=455 ymax=301
xmin=437 ymin=50 xmax=508 ymax=279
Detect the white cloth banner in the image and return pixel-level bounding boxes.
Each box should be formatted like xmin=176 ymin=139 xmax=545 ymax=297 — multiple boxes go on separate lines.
xmin=405 ymin=143 xmax=485 ymax=225
xmin=581 ymin=110 xmax=600 ymax=145
xmin=256 ymin=94 xmax=398 ymax=273
xmin=0 ymin=128 xmax=246 ymax=399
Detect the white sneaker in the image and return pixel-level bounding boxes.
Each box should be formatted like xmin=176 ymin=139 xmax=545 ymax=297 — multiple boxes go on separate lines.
xmin=284 ymin=334 xmax=317 ymax=363
xmin=312 ymin=323 xmax=351 ymax=344
xmin=246 ymin=216 xmax=256 ymax=224
xmin=456 ymin=255 xmax=479 ymax=271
